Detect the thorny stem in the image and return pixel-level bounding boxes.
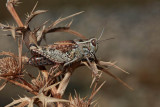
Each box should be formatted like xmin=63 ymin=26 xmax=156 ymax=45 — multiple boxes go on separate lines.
xmin=6 ymin=0 xmax=24 ymax=73
xmin=6 ymin=0 xmax=24 ymax=27
xmin=15 ymin=101 xmax=29 ymax=107
xmin=0 ymin=77 xmax=38 ymax=95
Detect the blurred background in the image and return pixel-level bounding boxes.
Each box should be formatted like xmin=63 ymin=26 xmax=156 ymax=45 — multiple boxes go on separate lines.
xmin=0 ymin=0 xmax=160 ymax=107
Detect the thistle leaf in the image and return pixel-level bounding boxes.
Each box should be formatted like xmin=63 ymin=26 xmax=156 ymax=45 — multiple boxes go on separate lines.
xmin=5 ymin=97 xmax=30 ymax=107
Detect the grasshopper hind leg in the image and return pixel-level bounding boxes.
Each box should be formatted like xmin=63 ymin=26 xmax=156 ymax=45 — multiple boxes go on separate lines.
xmin=28 ymin=56 xmax=54 ymax=66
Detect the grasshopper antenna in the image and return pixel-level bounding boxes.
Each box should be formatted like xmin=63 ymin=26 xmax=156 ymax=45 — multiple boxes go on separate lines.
xmin=97 ymin=37 xmax=115 ymax=44
xmin=98 ymin=28 xmax=104 ymax=41
xmin=97 ymin=28 xmax=115 ymax=44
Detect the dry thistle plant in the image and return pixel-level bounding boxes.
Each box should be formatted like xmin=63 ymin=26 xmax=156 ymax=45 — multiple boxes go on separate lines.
xmin=0 ymin=0 xmax=133 ymax=107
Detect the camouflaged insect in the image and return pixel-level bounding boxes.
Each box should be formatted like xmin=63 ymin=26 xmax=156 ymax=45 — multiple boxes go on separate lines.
xmin=28 ymin=38 xmax=98 ymax=67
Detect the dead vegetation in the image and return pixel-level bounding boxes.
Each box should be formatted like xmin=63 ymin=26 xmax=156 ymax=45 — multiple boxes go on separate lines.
xmin=0 ymin=0 xmax=133 ymax=107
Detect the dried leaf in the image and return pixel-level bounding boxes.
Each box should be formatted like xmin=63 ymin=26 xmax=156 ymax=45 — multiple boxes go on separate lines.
xmin=98 ymin=61 xmax=129 ymax=74
xmin=44 ymin=82 xmax=60 ymax=91
xmin=31 ymin=1 xmax=38 ymax=14
xmin=32 ymin=93 xmax=69 ymax=107
xmin=44 ymin=26 xmax=86 ymax=40
xmin=0 ymin=23 xmax=18 ymax=39
xmin=44 ymin=11 xmax=84 ymax=33
xmin=25 ymin=10 xmax=48 ymax=26
xmin=0 ymin=23 xmax=11 ymax=30
xmin=24 ymin=1 xmax=46 ymax=27
xmin=89 ymin=81 xmax=106 ymax=102
xmin=5 ymin=97 xmax=30 ymax=107
xmin=99 ymin=66 xmax=134 ymax=90
xmin=62 ymin=29 xmax=86 ymax=39
xmin=15 ymin=101 xmax=29 ymax=107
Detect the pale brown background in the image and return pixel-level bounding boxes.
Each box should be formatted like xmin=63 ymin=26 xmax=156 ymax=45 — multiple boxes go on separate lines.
xmin=0 ymin=0 xmax=160 ymax=107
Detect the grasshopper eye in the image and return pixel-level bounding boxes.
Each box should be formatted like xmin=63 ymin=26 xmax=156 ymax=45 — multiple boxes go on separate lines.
xmin=91 ymin=39 xmax=96 ymax=46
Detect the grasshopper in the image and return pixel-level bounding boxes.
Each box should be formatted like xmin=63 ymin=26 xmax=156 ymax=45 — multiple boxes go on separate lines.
xmin=28 ymin=38 xmax=99 ymax=67
xmin=28 ymin=28 xmax=114 ymax=68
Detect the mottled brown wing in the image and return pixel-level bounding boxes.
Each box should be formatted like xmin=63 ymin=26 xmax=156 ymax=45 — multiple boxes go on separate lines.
xmin=48 ymin=40 xmax=77 ymax=53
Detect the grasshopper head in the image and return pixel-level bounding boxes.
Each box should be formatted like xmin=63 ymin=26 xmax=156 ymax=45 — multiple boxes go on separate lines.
xmin=89 ymin=38 xmax=98 ymax=54
xmin=77 ymin=38 xmax=98 ymax=58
